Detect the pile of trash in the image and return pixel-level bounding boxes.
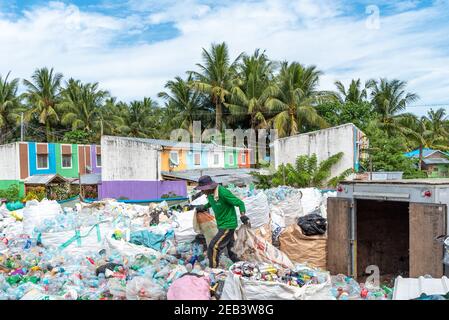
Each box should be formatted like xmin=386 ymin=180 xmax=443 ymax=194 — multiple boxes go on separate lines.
xmin=0 ymin=186 xmax=396 ymax=301
xmin=330 ymin=274 xmax=392 ymax=300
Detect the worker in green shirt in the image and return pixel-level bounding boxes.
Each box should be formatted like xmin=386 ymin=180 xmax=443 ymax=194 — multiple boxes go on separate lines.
xmin=194 ymin=175 xmax=250 ymax=268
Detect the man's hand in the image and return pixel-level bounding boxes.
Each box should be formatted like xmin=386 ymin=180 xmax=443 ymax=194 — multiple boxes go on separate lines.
xmin=240 ymin=214 xmax=251 ymax=227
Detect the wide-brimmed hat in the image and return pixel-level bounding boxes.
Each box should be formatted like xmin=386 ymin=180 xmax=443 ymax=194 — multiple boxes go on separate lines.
xmin=194 ymin=175 xmax=218 ymax=191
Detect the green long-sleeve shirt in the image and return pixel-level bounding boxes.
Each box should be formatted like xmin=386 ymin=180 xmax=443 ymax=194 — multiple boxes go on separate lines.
xmin=204 ymin=185 xmax=246 ymax=229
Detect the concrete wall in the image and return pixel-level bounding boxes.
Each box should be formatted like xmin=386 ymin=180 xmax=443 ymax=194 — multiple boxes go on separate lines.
xmin=101 ymin=136 xmax=161 ymax=181
xmin=273 ymin=124 xmax=365 ymax=178
xmin=0 ymin=143 xmax=19 ymax=180
xmin=208 ymin=148 xmax=225 ymax=168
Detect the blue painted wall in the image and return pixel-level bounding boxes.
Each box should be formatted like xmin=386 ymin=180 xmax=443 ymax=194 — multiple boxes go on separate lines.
xmin=186 ymin=149 xmax=208 ymax=169
xmin=29 ymin=142 xmax=57 ymax=176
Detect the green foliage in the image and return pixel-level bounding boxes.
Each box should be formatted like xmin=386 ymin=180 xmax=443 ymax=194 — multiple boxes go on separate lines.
xmin=252 ymin=153 xmax=351 ymax=189
xmin=2 ymin=43 xmax=444 ymax=184
xmin=316 ymin=101 xmax=375 ymax=131
xmin=362 ymin=122 xmax=425 ymax=178
xmin=161 ymin=192 xmax=179 ymax=199
xmin=0 ymin=184 xmax=21 ymax=202
xmin=249 ymin=171 xmax=273 ymax=189
xmin=63 ymin=130 xmax=91 ymax=144
xmin=23 ymin=186 xmax=46 ymax=202
xmin=81 ymin=186 xmax=97 ymax=199
xmin=48 ymin=183 xmax=76 ymax=201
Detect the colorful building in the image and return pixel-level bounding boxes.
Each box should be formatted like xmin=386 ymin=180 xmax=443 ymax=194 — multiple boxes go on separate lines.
xmin=0 ymin=141 xmax=101 ymax=198
xmin=0 ymin=136 xmax=252 ymax=201
xmin=404 ymin=148 xmax=449 ymax=178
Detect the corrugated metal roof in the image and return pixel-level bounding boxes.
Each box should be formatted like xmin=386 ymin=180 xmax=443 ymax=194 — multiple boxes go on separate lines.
xmin=393 ymin=276 xmax=449 ymax=300
xmin=423 ymin=158 xmax=449 ymax=165
xmin=24 ymin=174 xmax=68 ymax=185
xmin=404 ymin=148 xmax=449 ymax=159
xmin=106 ymin=136 xmax=249 ymax=151
xmin=71 ymin=173 xmax=102 ymax=185
xmin=162 ymin=168 xmax=260 ymax=186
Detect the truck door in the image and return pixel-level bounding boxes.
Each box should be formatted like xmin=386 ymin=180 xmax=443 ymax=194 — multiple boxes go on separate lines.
xmin=327 ymin=197 xmax=352 ymax=275
xmin=410 ymin=203 xmax=446 ymax=277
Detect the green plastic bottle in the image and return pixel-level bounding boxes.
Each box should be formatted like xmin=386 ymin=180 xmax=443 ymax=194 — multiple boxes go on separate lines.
xmin=6 ymin=275 xmax=22 ymax=285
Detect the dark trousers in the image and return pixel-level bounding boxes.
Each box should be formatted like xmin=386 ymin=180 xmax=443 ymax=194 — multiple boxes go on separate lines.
xmin=208 ymin=229 xmax=239 ymax=268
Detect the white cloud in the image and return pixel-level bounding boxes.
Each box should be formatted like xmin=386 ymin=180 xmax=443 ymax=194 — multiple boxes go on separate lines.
xmin=0 ymin=0 xmax=448 ymax=116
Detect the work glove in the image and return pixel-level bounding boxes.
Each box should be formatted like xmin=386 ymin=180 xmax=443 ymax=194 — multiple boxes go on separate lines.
xmin=194 ymin=205 xmax=208 ymax=212
xmin=240 ymin=215 xmax=251 ymax=227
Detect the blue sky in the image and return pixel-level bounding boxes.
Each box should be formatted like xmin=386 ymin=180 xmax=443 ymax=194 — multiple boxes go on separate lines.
xmin=1 ymin=0 xmax=449 ymax=116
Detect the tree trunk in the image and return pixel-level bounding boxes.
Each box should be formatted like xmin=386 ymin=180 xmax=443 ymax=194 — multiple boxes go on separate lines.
xmin=216 ymin=102 xmax=222 ymax=132
xmin=419 ymin=145 xmax=423 ymax=171
xmin=46 ymin=121 xmax=51 ymax=142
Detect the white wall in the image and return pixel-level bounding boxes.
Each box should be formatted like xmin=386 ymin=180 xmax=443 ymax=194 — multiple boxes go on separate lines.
xmin=207 ymin=147 xmax=225 ymax=168
xmin=101 ymin=136 xmax=161 ymax=181
xmin=0 ymin=142 xmax=20 ymax=180
xmin=273 ymin=124 xmax=362 ymax=178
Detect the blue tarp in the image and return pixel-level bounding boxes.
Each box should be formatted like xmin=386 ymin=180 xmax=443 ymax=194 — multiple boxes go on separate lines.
xmin=129 ymin=230 xmax=175 ymax=251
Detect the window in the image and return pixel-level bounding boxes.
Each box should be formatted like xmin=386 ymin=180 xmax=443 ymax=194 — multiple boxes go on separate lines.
xmin=62 ymin=155 xmax=72 ymax=168
xmin=96 ymin=154 xmax=102 ymax=167
xmin=37 ymin=154 xmax=48 ymax=169
xmin=194 ymin=153 xmax=201 ymax=165
xmin=228 ymin=153 xmax=234 ymax=164
xmin=213 ymin=154 xmax=219 ymax=165
xmin=241 ymin=153 xmax=246 ymax=164
xmin=169 ymin=151 xmax=179 ymax=166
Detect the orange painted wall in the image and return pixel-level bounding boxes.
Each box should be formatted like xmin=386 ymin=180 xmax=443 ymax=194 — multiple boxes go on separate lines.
xmin=238 ymin=150 xmax=251 ymax=168
xmin=160 ymin=147 xmax=188 ymax=171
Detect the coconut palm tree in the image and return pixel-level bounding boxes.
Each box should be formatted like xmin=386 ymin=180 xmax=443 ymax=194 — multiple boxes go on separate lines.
xmin=335 ymin=79 xmax=367 ymax=104
xmin=226 ymin=49 xmax=277 ymax=130
xmin=100 ymin=97 xmax=128 ymax=136
xmin=367 ymin=78 xmax=419 ymax=135
xmin=0 ymin=72 xmax=24 ymax=143
xmin=117 ymin=98 xmax=160 ymax=138
xmin=59 ymin=79 xmax=109 ymax=135
xmin=399 ymin=115 xmax=436 ymax=170
xmin=426 ymin=108 xmax=449 ymax=143
xmin=23 ymin=67 xmax=63 ymax=141
xmin=189 ymin=42 xmax=243 ymax=132
xmin=266 ymin=62 xmax=329 ymax=137
xmin=158 ymin=75 xmax=208 ymax=134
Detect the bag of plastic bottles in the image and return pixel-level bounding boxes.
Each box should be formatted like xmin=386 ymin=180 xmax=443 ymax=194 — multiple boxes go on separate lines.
xmin=126 ymin=276 xmax=166 ymax=300
xmin=233 ymin=225 xmax=294 ymax=269
xmin=239 ymin=192 xmax=270 ymax=229
xmin=193 ymin=211 xmax=218 ymax=246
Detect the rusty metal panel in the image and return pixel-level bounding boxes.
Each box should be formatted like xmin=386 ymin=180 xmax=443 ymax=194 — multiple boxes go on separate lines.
xmin=410 ymin=203 xmax=446 ymax=278
xmin=327 ymin=197 xmax=351 ymax=275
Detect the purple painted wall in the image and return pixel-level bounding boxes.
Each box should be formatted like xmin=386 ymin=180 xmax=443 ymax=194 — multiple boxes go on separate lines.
xmin=99 ymin=180 xmax=187 ymax=200
xmin=90 ymin=144 xmax=101 ymax=174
